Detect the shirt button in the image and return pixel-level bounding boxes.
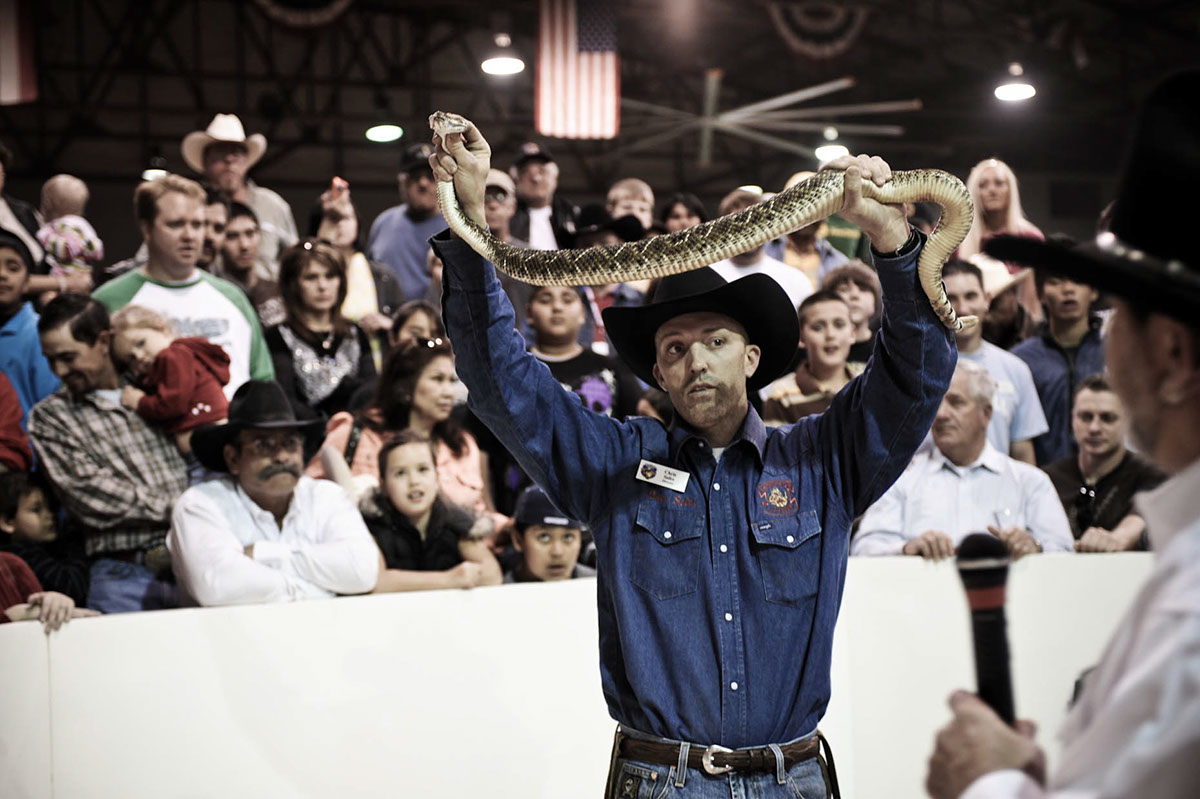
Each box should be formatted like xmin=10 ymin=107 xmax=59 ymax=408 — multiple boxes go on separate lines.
xmin=719 ymin=544 xmax=728 ymax=553
xmin=730 ymin=682 xmax=739 ymax=691
xmin=713 ymin=482 xmax=721 ymax=491
xmin=786 ymin=535 xmax=795 ymax=543
xmin=663 ymin=531 xmax=672 ymax=539
xmin=724 ymin=612 xmax=732 ymax=622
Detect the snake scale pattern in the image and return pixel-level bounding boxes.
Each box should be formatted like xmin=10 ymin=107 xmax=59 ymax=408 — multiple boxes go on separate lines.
xmin=430 ymin=111 xmax=977 ymax=331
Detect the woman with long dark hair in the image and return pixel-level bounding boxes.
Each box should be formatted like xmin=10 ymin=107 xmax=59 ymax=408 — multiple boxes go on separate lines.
xmin=265 ymin=239 xmax=375 ymax=419
xmin=307 ymin=337 xmax=495 ymax=521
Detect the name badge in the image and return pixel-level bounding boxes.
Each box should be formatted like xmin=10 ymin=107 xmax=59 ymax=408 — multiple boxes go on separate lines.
xmin=635 ymin=459 xmax=690 ymax=493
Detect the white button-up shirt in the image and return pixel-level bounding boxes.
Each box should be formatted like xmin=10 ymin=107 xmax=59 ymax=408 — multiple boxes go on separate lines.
xmin=852 ymin=444 xmax=1074 ymax=555
xmin=168 ymin=476 xmax=379 ymax=606
xmin=961 ymin=456 xmax=1200 ymax=798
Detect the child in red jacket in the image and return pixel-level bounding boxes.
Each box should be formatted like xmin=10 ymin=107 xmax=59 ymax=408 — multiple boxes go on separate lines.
xmin=110 ymin=305 xmax=231 ymax=461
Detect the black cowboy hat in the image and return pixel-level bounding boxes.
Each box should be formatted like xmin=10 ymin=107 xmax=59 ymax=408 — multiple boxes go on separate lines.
xmin=602 ymin=268 xmax=799 ymax=392
xmin=576 ymin=204 xmax=646 ymax=243
xmin=985 ymin=69 xmax=1200 ymax=324
xmin=191 ymin=380 xmax=325 ymax=473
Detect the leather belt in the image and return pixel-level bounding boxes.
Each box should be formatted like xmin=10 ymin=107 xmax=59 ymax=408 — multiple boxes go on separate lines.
xmin=618 ymin=733 xmax=820 ymax=776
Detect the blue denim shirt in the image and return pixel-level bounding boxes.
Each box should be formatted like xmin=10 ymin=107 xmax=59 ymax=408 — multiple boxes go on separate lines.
xmin=433 ymin=230 xmax=956 ymax=748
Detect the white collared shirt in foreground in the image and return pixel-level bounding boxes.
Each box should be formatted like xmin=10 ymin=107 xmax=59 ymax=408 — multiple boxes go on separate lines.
xmin=169 ymin=476 xmax=379 ymax=606
xmin=961 ymin=457 xmax=1200 ymax=798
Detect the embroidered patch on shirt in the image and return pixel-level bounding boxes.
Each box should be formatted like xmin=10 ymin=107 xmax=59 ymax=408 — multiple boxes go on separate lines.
xmin=757 ymin=478 xmax=797 ymax=516
xmin=636 ymin=459 xmax=690 ymax=493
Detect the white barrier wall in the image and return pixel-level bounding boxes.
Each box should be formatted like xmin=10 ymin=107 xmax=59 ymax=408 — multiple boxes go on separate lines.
xmin=0 ymin=554 xmax=1153 ymax=799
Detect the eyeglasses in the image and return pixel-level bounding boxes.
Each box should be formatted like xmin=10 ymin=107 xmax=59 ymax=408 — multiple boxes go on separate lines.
xmin=417 ymin=337 xmax=445 ymax=348
xmin=243 ymin=433 xmax=304 ymax=457
xmin=484 ymin=188 xmax=510 ymax=203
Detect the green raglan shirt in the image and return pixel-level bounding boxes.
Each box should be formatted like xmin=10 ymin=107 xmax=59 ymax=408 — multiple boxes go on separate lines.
xmin=93 ymin=269 xmax=274 ymax=395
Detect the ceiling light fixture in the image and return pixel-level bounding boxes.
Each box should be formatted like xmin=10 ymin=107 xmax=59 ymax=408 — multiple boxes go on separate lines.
xmin=141 ymin=154 xmax=168 ymax=181
xmin=994 ymin=62 xmax=1036 ymax=102
xmin=481 ymin=32 xmax=525 ymax=76
xmin=814 ymin=143 xmax=850 ymax=163
xmin=365 ymin=124 xmax=404 ymax=143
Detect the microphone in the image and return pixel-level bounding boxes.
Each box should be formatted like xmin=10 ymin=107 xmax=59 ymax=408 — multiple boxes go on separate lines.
xmin=956 ymin=532 xmax=1016 ymax=726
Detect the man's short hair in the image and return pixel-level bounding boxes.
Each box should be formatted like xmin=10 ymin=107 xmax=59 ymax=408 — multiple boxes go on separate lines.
xmin=955 ymin=361 xmax=997 ymax=410
xmin=0 ymin=141 xmax=11 ymax=172
xmin=133 ymin=173 xmax=206 ymax=227
xmin=607 ymin=177 xmax=654 ymax=206
xmin=941 ymin=259 xmax=985 ymax=289
xmin=796 ymin=289 xmax=850 ymax=328
xmin=205 ymin=187 xmax=230 ymax=212
xmin=36 ymin=293 xmax=111 ymax=345
xmin=228 ymin=201 xmax=259 ymax=226
xmin=1074 ymin=373 xmax=1113 ymax=403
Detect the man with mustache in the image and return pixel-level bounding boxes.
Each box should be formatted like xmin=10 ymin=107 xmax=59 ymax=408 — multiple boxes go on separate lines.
xmin=29 ymin=294 xmax=187 ymax=613
xmin=167 ymin=380 xmax=379 ymax=606
xmin=429 ymin=120 xmax=956 ymax=797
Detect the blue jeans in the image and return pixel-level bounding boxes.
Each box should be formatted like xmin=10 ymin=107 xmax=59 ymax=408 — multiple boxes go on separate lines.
xmin=87 ymin=558 xmax=179 ymax=613
xmin=606 ymin=728 xmax=831 ymax=799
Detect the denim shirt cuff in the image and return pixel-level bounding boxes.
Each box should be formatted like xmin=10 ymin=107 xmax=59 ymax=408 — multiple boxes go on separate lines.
xmin=430 ymin=230 xmax=496 ymax=294
xmin=872 ymin=228 xmax=927 ymax=302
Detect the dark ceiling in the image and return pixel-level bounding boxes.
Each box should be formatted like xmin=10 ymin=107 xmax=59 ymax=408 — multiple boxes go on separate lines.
xmin=2 ymin=0 xmax=1197 ymax=255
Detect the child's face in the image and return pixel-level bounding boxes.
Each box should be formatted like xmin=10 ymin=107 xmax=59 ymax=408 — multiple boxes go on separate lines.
xmin=112 ymin=327 xmax=173 ymax=377
xmin=384 ymin=443 xmax=439 ymax=521
xmin=608 ymin=195 xmax=653 ymax=230
xmin=800 ymin=300 xmax=854 ymax=372
xmin=10 ymin=487 xmax=56 ymax=543
xmin=516 ymin=524 xmax=582 ymax=581
xmin=834 ymin=280 xmax=875 ymax=327
xmin=527 ymin=287 xmax=585 ymax=345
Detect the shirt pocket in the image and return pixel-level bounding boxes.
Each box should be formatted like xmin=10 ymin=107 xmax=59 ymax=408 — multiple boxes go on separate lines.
xmin=750 ymin=510 xmax=822 ymax=608
xmin=629 ymin=502 xmax=704 ymax=600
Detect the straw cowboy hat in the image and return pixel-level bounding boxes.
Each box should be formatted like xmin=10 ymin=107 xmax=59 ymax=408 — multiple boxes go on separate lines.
xmin=967 ymin=253 xmax=1032 ymax=299
xmin=603 ymin=268 xmax=800 ymax=392
xmin=985 ymin=69 xmax=1200 ymax=324
xmin=181 ymin=114 xmax=268 ymax=174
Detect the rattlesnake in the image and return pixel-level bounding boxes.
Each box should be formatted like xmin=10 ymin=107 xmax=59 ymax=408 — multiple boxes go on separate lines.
xmin=429 ymin=111 xmax=976 ymax=331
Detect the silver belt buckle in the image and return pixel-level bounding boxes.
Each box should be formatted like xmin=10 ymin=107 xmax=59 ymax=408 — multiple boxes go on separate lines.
xmin=701 ymin=744 xmax=733 ymax=775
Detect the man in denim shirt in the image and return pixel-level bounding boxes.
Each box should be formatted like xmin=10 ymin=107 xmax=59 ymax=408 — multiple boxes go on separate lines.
xmin=429 ymin=121 xmax=956 ymax=798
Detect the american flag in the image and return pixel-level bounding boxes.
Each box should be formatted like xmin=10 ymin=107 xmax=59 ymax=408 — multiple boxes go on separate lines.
xmin=0 ymin=0 xmax=37 ymax=105
xmin=536 ymin=0 xmax=620 ymax=139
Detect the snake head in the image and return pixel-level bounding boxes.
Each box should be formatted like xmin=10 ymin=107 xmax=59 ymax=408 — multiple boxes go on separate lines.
xmin=429 ymin=111 xmax=471 ymax=138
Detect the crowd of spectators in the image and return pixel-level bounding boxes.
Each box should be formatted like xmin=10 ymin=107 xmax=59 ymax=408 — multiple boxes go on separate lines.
xmin=0 ymin=112 xmax=1155 ymax=632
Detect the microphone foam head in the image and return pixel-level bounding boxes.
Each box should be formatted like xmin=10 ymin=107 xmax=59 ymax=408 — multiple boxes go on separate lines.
xmin=957 ymin=532 xmax=1010 ymax=601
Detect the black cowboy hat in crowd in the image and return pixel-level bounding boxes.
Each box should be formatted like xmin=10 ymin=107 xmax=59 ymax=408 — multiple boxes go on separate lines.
xmin=603 ymin=268 xmax=800 ymax=392
xmin=985 ymin=69 xmax=1200 ymax=324
xmin=191 ymin=380 xmax=325 ymax=473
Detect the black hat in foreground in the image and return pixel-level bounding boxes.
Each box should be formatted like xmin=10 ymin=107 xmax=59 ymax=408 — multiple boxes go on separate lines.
xmin=985 ymin=69 xmax=1200 ymax=324
xmin=602 ymin=268 xmax=800 ymax=392
xmin=192 ymin=381 xmax=325 ymax=473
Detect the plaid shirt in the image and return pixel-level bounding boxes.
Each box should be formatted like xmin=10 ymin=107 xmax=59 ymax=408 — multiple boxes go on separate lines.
xmin=29 ymin=388 xmax=188 ymax=556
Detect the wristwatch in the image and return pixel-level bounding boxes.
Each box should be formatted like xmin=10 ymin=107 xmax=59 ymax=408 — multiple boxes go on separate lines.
xmin=871 ymin=226 xmax=918 ymax=259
